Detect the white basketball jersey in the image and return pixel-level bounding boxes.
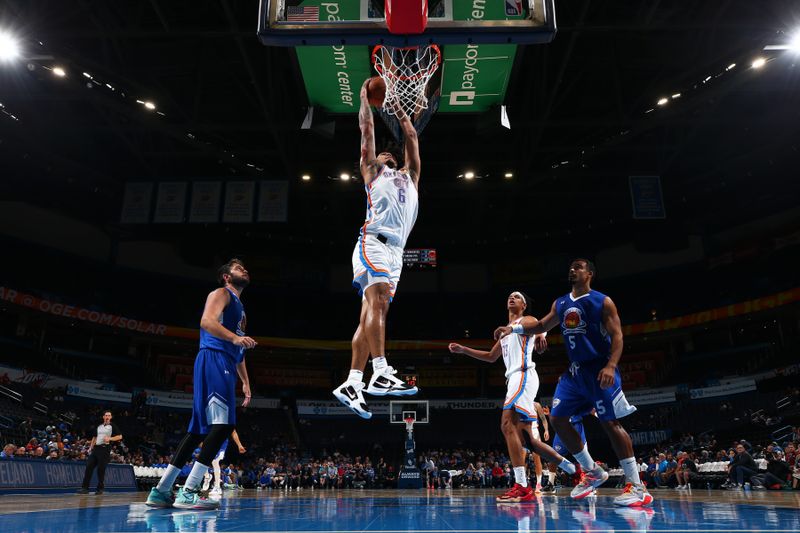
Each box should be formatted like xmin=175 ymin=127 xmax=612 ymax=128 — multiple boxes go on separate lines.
xmin=500 ymin=318 xmax=536 ymax=378
xmin=360 ymin=166 xmax=418 ymax=249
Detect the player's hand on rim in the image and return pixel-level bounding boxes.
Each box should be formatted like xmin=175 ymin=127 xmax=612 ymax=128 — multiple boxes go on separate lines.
xmin=234 ymin=336 xmax=257 ymax=350
xmin=494 ymin=326 xmax=512 ymax=340
xmin=597 ymin=364 xmax=616 ymax=389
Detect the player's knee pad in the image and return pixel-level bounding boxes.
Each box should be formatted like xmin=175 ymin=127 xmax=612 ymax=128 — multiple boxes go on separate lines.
xmin=197 ymin=424 xmax=234 ymax=465
xmin=171 ymin=433 xmax=204 ymax=467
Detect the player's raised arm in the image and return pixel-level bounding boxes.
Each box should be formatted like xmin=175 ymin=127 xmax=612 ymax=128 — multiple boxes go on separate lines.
xmin=598 ymin=296 xmax=624 ymax=389
xmin=399 ymin=114 xmax=420 ymax=186
xmin=494 ymin=300 xmax=560 ymax=340
xmin=359 ymin=79 xmax=379 ymax=185
xmin=448 ymin=340 xmax=502 ymax=363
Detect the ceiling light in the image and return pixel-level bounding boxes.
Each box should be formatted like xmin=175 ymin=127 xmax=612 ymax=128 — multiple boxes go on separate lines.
xmin=671 ymin=93 xmax=681 ymax=99
xmin=790 ymin=31 xmax=800 ymax=52
xmin=464 ymin=171 xmax=475 ymax=180
xmin=0 ymin=31 xmax=20 ymax=62
xmin=504 ymin=172 xmax=513 ymax=178
xmin=144 ymin=101 xmax=156 ymax=110
xmin=82 ymin=72 xmax=92 ymax=79
xmin=726 ymin=63 xmax=736 ymax=71
xmin=301 ymin=174 xmax=311 ymax=181
xmin=751 ymin=57 xmax=766 ymax=69
xmin=52 ymin=66 xmax=65 ymax=77
xmin=340 ymin=173 xmax=350 ymax=181
xmin=657 ymin=97 xmax=668 ymax=106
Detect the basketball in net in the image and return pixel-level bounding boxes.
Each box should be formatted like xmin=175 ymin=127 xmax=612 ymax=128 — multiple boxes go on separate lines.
xmin=366 ymin=76 xmax=386 ymax=107
xmin=371 ymin=44 xmax=442 ymax=119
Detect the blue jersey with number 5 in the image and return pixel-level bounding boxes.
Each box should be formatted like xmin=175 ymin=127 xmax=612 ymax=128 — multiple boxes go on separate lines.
xmin=555 ymin=290 xmax=611 ymax=363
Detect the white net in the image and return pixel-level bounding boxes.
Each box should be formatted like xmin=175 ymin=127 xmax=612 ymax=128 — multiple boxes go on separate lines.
xmin=371 ymin=44 xmax=442 ymax=119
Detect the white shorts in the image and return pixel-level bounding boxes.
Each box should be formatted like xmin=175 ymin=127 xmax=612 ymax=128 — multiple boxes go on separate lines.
xmin=352 ymin=234 xmax=403 ymax=300
xmin=503 ymin=368 xmax=540 ymax=423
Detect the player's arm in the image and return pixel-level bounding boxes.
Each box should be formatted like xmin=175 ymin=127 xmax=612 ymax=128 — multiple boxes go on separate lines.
xmin=400 ymin=116 xmax=420 ymax=187
xmin=231 ymin=429 xmax=246 ymax=453
xmin=359 ymin=79 xmax=379 ymax=185
xmin=494 ymin=300 xmax=560 ymax=340
xmin=200 ymin=288 xmax=257 ymax=349
xmin=448 ymin=340 xmax=502 ymax=363
xmin=236 ymin=359 xmax=252 ymax=407
xmin=597 ymin=296 xmax=624 ymax=389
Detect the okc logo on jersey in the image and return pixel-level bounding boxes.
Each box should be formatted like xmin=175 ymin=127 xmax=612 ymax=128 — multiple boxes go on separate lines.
xmin=236 ymin=312 xmax=247 ymax=336
xmin=562 ymin=307 xmax=587 ymax=335
xmin=393 ymin=177 xmax=407 ymax=189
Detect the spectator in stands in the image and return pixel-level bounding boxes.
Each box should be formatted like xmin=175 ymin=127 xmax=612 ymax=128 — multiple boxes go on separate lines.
xmin=784 ymin=442 xmax=795 ymax=466
xmin=750 ymin=450 xmax=790 ymax=490
xmin=793 ymin=454 xmax=800 ymax=490
xmin=1 ymin=443 xmax=17 ymax=459
xmin=491 ymin=462 xmax=504 ymax=488
xmin=724 ymin=443 xmax=758 ymax=489
xmin=643 ymin=456 xmax=658 ymax=487
xmin=655 ymin=452 xmax=677 ymax=488
xmin=675 ymin=452 xmax=698 ymax=489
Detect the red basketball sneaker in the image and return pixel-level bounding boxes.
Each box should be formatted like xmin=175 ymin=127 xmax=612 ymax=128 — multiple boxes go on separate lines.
xmin=496 ymin=483 xmax=535 ymax=503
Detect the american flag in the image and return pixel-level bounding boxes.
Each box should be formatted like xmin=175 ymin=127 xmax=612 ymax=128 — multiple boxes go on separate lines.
xmin=286 ymin=6 xmax=319 ymax=22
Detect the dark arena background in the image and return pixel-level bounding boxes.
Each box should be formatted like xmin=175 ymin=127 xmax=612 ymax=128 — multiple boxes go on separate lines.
xmin=1 ymin=1 xmax=799 ymax=532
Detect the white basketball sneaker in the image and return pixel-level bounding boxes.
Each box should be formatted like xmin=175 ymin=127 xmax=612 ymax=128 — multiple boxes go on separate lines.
xmin=613 ymin=482 xmax=654 ymax=507
xmin=366 ymin=366 xmax=418 ymax=396
xmin=332 ymin=381 xmax=372 ymax=419
xmin=570 ymin=466 xmax=609 ymax=499
xmin=209 ymin=487 xmax=222 ymax=499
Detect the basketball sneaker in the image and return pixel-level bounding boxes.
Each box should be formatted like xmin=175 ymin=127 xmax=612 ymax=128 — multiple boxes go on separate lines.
xmin=145 ymin=487 xmax=175 ymax=508
xmin=209 ymin=487 xmax=222 ymax=499
xmin=613 ymin=482 xmax=653 ymax=507
xmin=332 ymin=381 xmax=372 ymax=419
xmin=570 ymin=465 xmax=608 ymax=499
xmin=496 ymin=483 xmax=535 ymax=503
xmin=366 ymin=366 xmax=418 ymax=396
xmin=173 ymin=487 xmax=220 ymax=510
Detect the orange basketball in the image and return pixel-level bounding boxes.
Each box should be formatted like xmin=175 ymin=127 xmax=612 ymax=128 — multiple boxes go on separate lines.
xmin=366 ymin=76 xmax=386 ymax=107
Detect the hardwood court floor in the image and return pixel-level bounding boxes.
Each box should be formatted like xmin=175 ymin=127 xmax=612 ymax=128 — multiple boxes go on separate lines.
xmin=1 ymin=487 xmax=798 ymax=532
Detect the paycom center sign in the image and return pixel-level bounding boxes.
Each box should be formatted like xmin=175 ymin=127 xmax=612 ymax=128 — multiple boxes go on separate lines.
xmin=294 ymin=0 xmax=519 ymax=113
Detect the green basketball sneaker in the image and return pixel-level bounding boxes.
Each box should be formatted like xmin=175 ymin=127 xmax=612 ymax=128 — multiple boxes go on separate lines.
xmin=173 ymin=487 xmax=220 ymax=510
xmin=145 ymin=487 xmax=174 ymax=508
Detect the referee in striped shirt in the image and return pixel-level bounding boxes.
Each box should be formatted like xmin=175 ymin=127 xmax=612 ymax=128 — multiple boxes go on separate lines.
xmin=77 ymin=410 xmax=122 ymax=494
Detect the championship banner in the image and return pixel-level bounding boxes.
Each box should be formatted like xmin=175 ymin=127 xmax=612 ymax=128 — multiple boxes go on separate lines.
xmin=66 ymin=384 xmax=132 ymax=403
xmin=119 ymin=182 xmax=153 ymax=224
xmin=0 ymin=287 xmax=168 ymax=335
xmin=630 ymin=429 xmax=672 ymax=446
xmin=629 ymin=176 xmax=666 ymax=219
xmin=189 ymin=181 xmax=222 ymax=223
xmin=297 ymin=400 xmax=390 ymax=417
xmin=0 ymin=459 xmax=136 ymax=494
xmin=152 ymin=182 xmax=187 ymax=223
xmin=689 ymin=379 xmax=757 ymax=400
xmin=223 ymin=181 xmax=255 ymax=223
xmin=258 ymin=181 xmax=289 ymax=222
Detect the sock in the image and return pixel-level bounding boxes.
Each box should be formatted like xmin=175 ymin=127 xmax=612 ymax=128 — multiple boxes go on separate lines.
xmin=185 ymin=461 xmax=210 ymax=491
xmin=372 ymin=356 xmax=388 ymax=373
xmin=347 ymin=369 xmax=364 ymax=383
xmin=620 ymin=457 xmax=641 ymax=485
xmin=573 ymin=444 xmax=596 ymax=472
xmin=548 ymin=471 xmax=556 ymax=485
xmin=156 ymin=465 xmax=181 ymax=492
xmin=535 ymin=473 xmax=542 ymax=487
xmin=513 ymin=466 xmax=527 ymax=487
xmin=559 ymin=459 xmax=576 ymax=475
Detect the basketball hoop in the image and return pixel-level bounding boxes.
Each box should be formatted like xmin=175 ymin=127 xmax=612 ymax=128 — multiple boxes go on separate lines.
xmin=371 ymin=44 xmax=441 ymax=119
xmin=404 ymin=416 xmax=416 ymax=432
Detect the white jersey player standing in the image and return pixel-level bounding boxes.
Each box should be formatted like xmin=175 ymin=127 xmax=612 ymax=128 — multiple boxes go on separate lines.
xmin=333 ymin=79 xmax=420 ymax=418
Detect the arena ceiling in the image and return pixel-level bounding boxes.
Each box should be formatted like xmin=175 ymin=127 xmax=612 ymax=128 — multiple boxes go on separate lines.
xmin=0 ymin=0 xmax=799 ymax=258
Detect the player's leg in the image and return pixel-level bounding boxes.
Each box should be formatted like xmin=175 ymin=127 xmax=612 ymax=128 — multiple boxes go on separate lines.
xmin=496 ymin=409 xmax=534 ymax=503
xmin=146 ymin=431 xmax=204 ymax=506
xmin=551 ymin=370 xmax=608 ymax=499
xmin=332 ymin=298 xmax=372 ymax=418
xmin=211 ymin=456 xmax=223 ymax=495
xmin=589 ymin=362 xmax=651 ymax=507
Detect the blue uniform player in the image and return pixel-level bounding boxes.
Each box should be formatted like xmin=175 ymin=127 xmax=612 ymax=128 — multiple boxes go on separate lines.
xmin=494 ymin=259 xmax=652 ymax=507
xmin=147 ymin=259 xmax=256 ymax=510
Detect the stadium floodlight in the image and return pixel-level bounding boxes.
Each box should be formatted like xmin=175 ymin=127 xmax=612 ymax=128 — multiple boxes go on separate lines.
xmin=671 ymin=93 xmax=681 ymax=99
xmin=0 ymin=31 xmax=20 ymax=62
xmin=790 ymin=31 xmax=800 ymax=52
xmin=751 ymin=57 xmax=766 ymax=69
xmin=504 ymin=172 xmax=513 ymax=178
xmin=464 ymin=171 xmax=475 ymax=180
xmin=340 ymin=173 xmax=350 ymax=181
xmin=52 ymin=66 xmax=66 ymax=77
xmin=657 ymin=97 xmax=669 ymax=106
xmin=144 ymin=101 xmax=156 ymax=110
xmin=726 ymin=63 xmax=736 ymax=71
xmin=301 ymin=174 xmax=311 ymax=181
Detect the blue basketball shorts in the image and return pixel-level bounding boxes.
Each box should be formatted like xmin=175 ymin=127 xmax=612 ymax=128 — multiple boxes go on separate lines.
xmin=188 ymin=349 xmax=237 ymax=435
xmin=550 ymin=358 xmax=636 ymax=422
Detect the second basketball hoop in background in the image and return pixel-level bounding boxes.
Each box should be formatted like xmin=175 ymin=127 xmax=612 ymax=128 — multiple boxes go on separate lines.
xmin=367 ymin=76 xmax=386 ymax=108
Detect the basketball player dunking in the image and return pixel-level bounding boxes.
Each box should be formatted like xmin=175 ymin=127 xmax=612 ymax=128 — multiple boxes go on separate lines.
xmin=449 ymin=291 xmax=577 ymax=503
xmin=494 ymin=259 xmax=653 ymax=507
xmin=333 ymin=79 xmax=419 ymax=418
xmin=146 ymin=259 xmax=256 ymax=510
